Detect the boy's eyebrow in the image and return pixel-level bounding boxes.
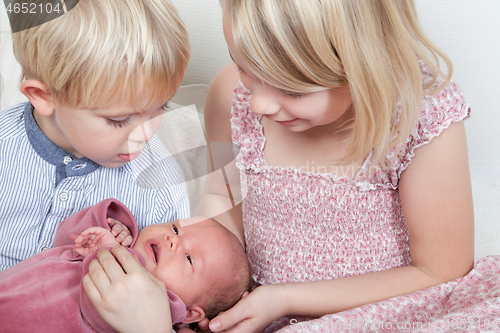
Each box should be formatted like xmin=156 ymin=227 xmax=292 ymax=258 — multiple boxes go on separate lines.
xmin=98 ymin=109 xmax=139 ymax=117
xmin=96 ymin=100 xmax=170 ymax=117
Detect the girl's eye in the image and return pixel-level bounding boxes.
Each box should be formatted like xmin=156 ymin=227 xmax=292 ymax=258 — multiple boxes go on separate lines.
xmin=106 ymin=117 xmax=131 ymax=128
xmin=186 ymin=254 xmax=192 ymax=265
xmin=172 ymin=224 xmax=179 ymax=235
xmin=280 ymin=90 xmax=305 ymax=99
xmin=235 ymin=64 xmax=244 ymax=73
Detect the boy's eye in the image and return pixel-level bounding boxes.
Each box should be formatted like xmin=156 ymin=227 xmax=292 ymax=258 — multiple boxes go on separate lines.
xmin=162 ymin=102 xmax=171 ymax=113
xmin=186 ymin=254 xmax=192 ymax=265
xmin=106 ymin=117 xmax=131 ymax=128
xmin=172 ymin=224 xmax=178 ymax=235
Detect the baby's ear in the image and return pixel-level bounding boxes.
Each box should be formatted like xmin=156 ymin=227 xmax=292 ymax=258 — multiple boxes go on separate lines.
xmin=20 ymin=79 xmax=56 ymax=116
xmin=181 ymin=305 xmax=206 ymax=324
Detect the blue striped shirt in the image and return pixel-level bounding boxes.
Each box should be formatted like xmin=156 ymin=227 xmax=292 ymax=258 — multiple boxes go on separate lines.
xmin=0 ymin=102 xmax=190 ymax=271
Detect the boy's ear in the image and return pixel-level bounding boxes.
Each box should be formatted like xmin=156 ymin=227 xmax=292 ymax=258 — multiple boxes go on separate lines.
xmin=181 ymin=305 xmax=206 ymax=324
xmin=20 ymin=79 xmax=56 ymax=116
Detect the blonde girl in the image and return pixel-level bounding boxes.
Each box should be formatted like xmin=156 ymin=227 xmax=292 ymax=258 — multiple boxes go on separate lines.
xmin=197 ymin=0 xmax=499 ymax=332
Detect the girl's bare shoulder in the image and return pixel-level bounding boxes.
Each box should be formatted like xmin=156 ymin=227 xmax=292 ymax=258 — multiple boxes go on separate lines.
xmin=205 ymin=63 xmax=240 ymax=141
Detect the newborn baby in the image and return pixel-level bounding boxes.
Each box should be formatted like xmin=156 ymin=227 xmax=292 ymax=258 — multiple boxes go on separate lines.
xmin=0 ymin=199 xmax=250 ymax=332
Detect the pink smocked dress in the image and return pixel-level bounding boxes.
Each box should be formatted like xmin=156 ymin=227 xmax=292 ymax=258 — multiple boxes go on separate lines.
xmin=230 ymin=67 xmax=500 ymax=332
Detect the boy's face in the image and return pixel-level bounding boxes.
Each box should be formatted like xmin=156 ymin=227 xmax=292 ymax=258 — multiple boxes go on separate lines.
xmin=133 ymin=218 xmax=234 ymax=307
xmin=38 ymin=90 xmax=173 ymax=168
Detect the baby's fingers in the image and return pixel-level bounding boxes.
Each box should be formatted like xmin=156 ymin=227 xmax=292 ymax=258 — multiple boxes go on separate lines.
xmin=108 ymin=218 xmax=132 ymax=245
xmin=108 ymin=218 xmax=122 ymax=236
xmin=120 ymin=235 xmax=133 ymax=247
xmin=113 ymin=227 xmax=132 ymax=245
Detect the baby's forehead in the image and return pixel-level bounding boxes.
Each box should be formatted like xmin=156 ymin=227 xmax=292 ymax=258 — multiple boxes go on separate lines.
xmin=178 ymin=216 xmax=216 ymax=227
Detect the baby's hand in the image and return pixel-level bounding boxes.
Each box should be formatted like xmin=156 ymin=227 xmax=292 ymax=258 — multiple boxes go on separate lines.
xmin=72 ymin=227 xmax=118 ymax=257
xmin=72 ymin=219 xmax=132 ymax=257
xmin=107 ymin=218 xmax=133 ymax=247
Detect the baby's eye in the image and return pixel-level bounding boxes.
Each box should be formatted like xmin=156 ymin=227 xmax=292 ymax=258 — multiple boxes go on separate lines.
xmin=106 ymin=117 xmax=131 ymax=128
xmin=186 ymin=254 xmax=192 ymax=265
xmin=172 ymin=224 xmax=179 ymax=235
xmin=235 ymin=64 xmax=244 ymax=73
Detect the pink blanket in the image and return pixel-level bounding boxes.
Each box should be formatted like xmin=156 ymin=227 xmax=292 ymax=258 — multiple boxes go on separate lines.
xmin=0 ymin=199 xmax=187 ymax=332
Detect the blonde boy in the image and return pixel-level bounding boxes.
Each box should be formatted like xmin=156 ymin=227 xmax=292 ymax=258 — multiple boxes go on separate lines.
xmin=0 ymin=0 xmax=191 ymax=271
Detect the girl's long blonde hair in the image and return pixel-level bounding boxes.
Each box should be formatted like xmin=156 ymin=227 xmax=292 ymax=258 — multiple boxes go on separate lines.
xmin=221 ymin=0 xmax=452 ymax=169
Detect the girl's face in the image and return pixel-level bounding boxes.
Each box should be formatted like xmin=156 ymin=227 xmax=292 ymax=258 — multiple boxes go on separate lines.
xmin=223 ymin=17 xmax=353 ymax=133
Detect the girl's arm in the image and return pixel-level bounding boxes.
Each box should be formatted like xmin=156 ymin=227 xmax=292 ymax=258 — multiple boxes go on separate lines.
xmin=209 ymin=120 xmax=474 ymax=332
xmin=197 ymin=62 xmax=245 ymax=245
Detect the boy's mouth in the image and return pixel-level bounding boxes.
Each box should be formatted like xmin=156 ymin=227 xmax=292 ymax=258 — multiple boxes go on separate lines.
xmin=117 ymin=151 xmax=142 ymax=162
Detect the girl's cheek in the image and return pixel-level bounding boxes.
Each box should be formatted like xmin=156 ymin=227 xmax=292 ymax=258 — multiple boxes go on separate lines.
xmin=240 ymin=73 xmax=254 ymax=92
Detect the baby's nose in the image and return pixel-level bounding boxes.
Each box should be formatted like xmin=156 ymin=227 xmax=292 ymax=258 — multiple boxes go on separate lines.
xmin=164 ymin=234 xmax=179 ymax=252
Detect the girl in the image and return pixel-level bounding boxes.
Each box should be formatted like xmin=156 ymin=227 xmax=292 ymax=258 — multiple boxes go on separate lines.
xmin=197 ymin=0 xmax=499 ymax=332
xmin=83 ymin=0 xmax=500 ymax=332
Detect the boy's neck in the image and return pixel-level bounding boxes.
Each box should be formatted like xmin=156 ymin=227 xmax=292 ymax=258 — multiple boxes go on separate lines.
xmin=32 ymin=106 xmax=83 ymax=158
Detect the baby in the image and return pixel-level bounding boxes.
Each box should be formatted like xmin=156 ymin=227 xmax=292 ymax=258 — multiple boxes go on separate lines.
xmin=0 ymin=199 xmax=250 ymax=332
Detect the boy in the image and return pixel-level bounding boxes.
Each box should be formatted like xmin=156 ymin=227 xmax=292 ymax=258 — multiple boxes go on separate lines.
xmin=0 ymin=0 xmax=191 ymax=271
xmin=0 ymin=199 xmax=251 ymax=332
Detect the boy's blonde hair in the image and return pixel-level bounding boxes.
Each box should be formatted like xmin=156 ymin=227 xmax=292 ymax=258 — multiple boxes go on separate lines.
xmin=221 ymin=0 xmax=453 ymax=169
xmin=12 ymin=0 xmax=190 ymax=108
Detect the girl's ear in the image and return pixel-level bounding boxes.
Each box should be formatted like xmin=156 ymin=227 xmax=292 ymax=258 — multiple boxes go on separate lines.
xmin=20 ymin=79 xmax=56 ymax=116
xmin=181 ymin=305 xmax=206 ymax=324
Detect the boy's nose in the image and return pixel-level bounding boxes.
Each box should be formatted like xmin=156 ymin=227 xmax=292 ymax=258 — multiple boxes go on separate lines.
xmin=249 ymin=85 xmax=281 ymax=116
xmin=128 ymin=117 xmax=161 ymax=144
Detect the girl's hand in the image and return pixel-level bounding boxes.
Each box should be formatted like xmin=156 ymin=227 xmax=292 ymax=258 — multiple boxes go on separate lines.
xmin=107 ymin=218 xmax=133 ymax=246
xmin=209 ymin=286 xmax=287 ymax=333
xmin=83 ymin=246 xmax=172 ymax=333
xmin=175 ymin=317 xmax=211 ymax=333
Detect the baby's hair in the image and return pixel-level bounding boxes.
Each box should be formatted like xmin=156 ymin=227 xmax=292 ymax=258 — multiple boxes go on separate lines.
xmin=221 ymin=0 xmax=453 ymax=169
xmin=202 ymin=223 xmax=251 ymax=320
xmin=11 ymin=0 xmax=190 ymax=108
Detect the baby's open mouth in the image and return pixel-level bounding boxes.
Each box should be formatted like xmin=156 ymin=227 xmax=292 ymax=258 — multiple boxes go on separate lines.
xmin=151 ymin=244 xmax=159 ymax=264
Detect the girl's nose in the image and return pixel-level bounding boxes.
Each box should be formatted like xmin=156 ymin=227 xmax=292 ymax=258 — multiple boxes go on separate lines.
xmin=249 ymin=84 xmax=281 ymax=116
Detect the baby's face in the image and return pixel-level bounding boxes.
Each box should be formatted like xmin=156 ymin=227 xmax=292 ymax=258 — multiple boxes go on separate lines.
xmin=133 ymin=218 xmax=233 ymax=306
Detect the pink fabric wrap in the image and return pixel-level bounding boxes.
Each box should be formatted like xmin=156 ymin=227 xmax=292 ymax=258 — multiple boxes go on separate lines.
xmin=0 ymin=198 xmax=187 ymax=332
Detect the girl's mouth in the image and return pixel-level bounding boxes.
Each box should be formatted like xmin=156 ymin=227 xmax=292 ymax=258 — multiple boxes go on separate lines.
xmin=275 ymin=118 xmax=299 ymax=126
